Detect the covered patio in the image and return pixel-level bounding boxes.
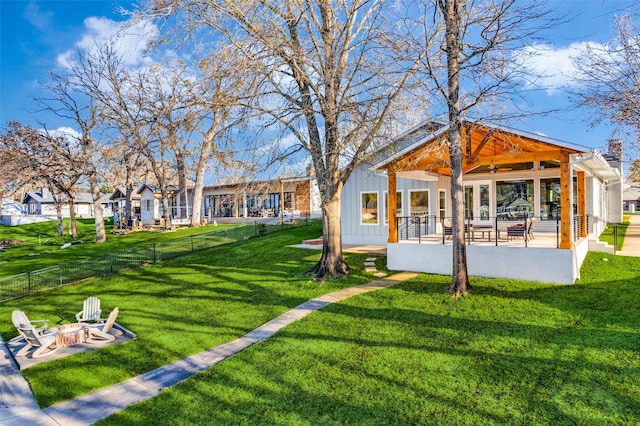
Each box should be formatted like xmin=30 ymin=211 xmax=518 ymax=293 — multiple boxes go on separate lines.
xmin=372 ymin=120 xmax=622 ymax=284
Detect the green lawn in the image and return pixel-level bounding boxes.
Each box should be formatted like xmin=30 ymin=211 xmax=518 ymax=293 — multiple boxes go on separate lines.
xmin=599 ymin=219 xmax=629 ymax=251
xmin=1 ymin=224 xmax=638 ymax=425
xmin=0 ymin=218 xmax=244 ymax=277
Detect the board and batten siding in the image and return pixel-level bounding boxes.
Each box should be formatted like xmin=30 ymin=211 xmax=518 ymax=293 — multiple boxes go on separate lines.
xmin=341 ymin=166 xmax=438 ymax=245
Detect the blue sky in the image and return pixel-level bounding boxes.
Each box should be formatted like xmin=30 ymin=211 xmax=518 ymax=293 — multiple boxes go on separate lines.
xmin=0 ymin=0 xmax=637 ymax=157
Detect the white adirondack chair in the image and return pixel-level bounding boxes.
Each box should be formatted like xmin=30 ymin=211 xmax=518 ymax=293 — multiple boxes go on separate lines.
xmin=10 ymin=310 xmax=49 ymax=343
xmin=87 ymin=307 xmax=119 ymax=342
xmin=16 ymin=325 xmax=61 ymax=358
xmin=76 ymin=297 xmax=102 ymax=323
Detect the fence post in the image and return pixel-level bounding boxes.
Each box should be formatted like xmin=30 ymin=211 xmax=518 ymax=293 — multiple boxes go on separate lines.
xmin=59 ymin=265 xmax=63 ymax=287
xmin=28 ymin=271 xmax=31 ymax=295
xmin=110 ymin=253 xmax=113 ymax=273
xmin=191 ymin=234 xmax=194 ymax=252
xmin=153 ymin=243 xmax=157 ymax=263
xmin=255 ymin=221 xmax=258 ymax=237
xmin=614 ymin=225 xmax=618 ymax=253
xmin=225 ymin=229 xmax=228 ymax=244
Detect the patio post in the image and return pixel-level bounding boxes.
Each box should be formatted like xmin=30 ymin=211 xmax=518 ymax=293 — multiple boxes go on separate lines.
xmin=577 ymin=171 xmax=587 ymax=238
xmin=559 ymin=150 xmax=572 ymax=249
xmin=387 ymin=171 xmax=398 ymax=243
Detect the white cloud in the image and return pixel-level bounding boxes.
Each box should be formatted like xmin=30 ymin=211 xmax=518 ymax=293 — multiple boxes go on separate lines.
xmin=57 ymin=17 xmax=159 ymax=69
xmin=514 ymin=42 xmax=609 ymax=93
xmin=23 ymin=2 xmax=53 ymax=31
xmin=50 ymin=126 xmax=81 ymax=139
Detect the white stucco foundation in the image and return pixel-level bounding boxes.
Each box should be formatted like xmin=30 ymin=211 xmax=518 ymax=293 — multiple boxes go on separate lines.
xmin=387 ymin=240 xmax=590 ymax=284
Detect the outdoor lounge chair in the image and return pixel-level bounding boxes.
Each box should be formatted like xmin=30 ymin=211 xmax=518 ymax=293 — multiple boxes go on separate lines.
xmin=76 ymin=296 xmax=102 ymax=323
xmin=16 ymin=325 xmax=61 ymax=358
xmin=10 ymin=310 xmax=49 ymax=343
xmin=443 ymin=219 xmax=472 ymax=238
xmin=87 ymin=307 xmax=119 ymax=342
xmin=507 ymin=218 xmax=534 ymax=241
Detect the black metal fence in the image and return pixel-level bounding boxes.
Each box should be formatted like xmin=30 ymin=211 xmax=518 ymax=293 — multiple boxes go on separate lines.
xmin=395 ymin=214 xmax=590 ymax=248
xmin=0 ymin=218 xmax=311 ymax=303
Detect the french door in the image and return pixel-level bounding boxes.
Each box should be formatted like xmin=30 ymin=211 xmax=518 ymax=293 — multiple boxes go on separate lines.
xmin=464 ymin=181 xmax=491 ymax=223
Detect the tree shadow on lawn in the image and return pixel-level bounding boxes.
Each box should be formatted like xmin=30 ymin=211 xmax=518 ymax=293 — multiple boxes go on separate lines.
xmin=268 ymin=302 xmax=640 ymax=423
xmin=393 ymin=253 xmax=640 ymax=332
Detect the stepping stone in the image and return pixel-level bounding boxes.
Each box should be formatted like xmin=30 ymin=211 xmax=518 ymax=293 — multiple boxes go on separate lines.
xmin=373 ymin=272 xmax=388 ymax=278
xmin=365 ymin=257 xmax=377 ymax=262
xmin=364 ymin=262 xmax=376 ymax=267
xmin=365 ymin=267 xmax=377 ymax=272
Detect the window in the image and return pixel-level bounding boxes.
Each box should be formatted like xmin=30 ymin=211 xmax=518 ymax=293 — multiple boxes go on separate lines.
xmin=540 ymin=178 xmax=560 ymax=220
xmin=409 ymin=190 xmax=429 ymax=217
xmin=464 ymin=186 xmax=474 ymax=219
xmin=496 ymin=180 xmax=534 ymax=220
xmin=384 ymin=191 xmax=402 ymax=223
xmin=439 ymin=190 xmax=446 ymax=219
xmin=361 ymin=192 xmax=379 ymax=224
xmin=144 ymin=199 xmax=151 ymax=211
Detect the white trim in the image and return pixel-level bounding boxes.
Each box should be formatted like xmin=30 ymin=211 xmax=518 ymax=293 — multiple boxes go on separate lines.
xmin=360 ymin=191 xmax=379 ymax=226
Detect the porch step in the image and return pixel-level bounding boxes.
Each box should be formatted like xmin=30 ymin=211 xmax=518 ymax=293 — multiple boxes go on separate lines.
xmin=588 ymin=238 xmax=615 ymax=254
xmin=302 ymin=237 xmax=323 ymax=245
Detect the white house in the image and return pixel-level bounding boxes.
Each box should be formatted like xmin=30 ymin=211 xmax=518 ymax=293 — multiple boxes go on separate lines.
xmin=20 ymin=189 xmax=113 ymax=218
xmin=137 ymin=184 xmax=180 ymax=226
xmin=341 ymin=120 xmax=623 ymax=284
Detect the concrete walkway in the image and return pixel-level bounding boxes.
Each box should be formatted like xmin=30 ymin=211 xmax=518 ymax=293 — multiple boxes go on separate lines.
xmin=0 ymin=272 xmax=417 ymax=426
xmin=618 ymin=214 xmax=640 ymax=256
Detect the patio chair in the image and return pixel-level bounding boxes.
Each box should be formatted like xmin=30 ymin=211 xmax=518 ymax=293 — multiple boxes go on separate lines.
xmin=16 ymin=325 xmax=61 ymax=358
xmin=527 ymin=217 xmax=536 ymax=240
xmin=10 ymin=310 xmax=49 ymax=343
xmin=76 ymin=296 xmax=102 ymax=323
xmin=507 ymin=218 xmax=534 ymax=241
xmin=443 ymin=219 xmax=472 ymax=238
xmin=87 ymin=307 xmax=119 ymax=342
xmin=443 ymin=219 xmax=453 ymax=237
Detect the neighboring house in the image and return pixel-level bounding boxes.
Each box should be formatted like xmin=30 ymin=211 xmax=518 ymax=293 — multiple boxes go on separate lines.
xmin=22 ymin=189 xmax=57 ymax=215
xmin=137 ymin=184 xmax=180 ymax=226
xmin=21 ymin=189 xmax=114 ymax=218
xmin=197 ymin=175 xmax=321 ymax=219
xmin=1 ymin=199 xmax=26 ymax=215
xmin=623 ymin=182 xmax=640 ymax=212
xmin=136 ymin=175 xmax=321 ymax=226
xmin=110 ymin=186 xmax=141 ymax=222
xmin=341 ymin=120 xmax=623 ymax=284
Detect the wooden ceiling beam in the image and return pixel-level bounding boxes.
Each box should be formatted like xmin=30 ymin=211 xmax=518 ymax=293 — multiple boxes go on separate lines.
xmin=462 ymin=149 xmax=566 ymax=167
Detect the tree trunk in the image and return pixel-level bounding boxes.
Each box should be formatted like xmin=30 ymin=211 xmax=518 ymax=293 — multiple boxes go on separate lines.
xmin=88 ymin=169 xmax=106 ymax=243
xmin=68 ymin=197 xmax=78 ymax=238
xmin=305 ymin=191 xmax=349 ymax=279
xmin=55 ymin=202 xmax=64 ymax=237
xmin=447 ymin=123 xmax=471 ymax=296
xmin=176 ymin=154 xmax=188 ymax=219
xmin=161 ymin=191 xmax=172 ymax=229
xmin=125 ymin=185 xmax=134 ymax=223
xmin=190 ymin=119 xmax=217 ymax=227
xmin=443 ymin=0 xmax=471 ymax=296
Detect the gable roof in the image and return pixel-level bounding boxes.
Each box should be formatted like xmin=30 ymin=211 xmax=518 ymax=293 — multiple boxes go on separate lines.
xmin=136 ymin=184 xmax=180 ymax=195
xmin=23 ymin=191 xmax=55 ymax=204
xmin=370 ymin=119 xmax=619 ymax=181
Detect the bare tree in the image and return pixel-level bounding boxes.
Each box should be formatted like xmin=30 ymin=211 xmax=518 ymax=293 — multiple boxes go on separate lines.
xmin=572 ymin=13 xmax=640 ymax=157
xmin=408 ymin=0 xmax=557 ymax=296
xmin=37 ymin=56 xmax=109 ymax=243
xmin=0 ymin=122 xmax=85 ymax=236
xmin=144 ymin=0 xmax=420 ymax=278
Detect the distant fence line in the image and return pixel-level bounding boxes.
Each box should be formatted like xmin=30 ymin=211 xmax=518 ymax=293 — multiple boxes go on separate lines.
xmin=0 ymin=218 xmax=311 ymax=303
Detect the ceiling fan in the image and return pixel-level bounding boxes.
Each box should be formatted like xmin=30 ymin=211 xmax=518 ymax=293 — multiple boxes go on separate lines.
xmin=489 ymin=164 xmax=513 ymax=174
